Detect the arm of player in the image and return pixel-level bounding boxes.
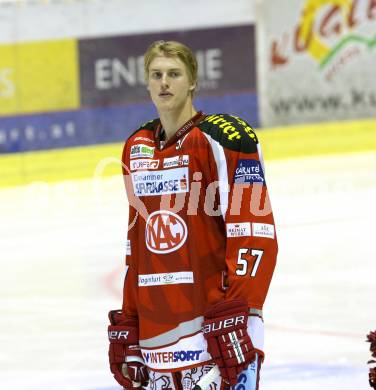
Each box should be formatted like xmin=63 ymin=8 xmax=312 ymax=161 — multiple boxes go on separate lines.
xmin=217 ymin=117 xmax=277 ymax=363
xmin=200 ymin=115 xmax=277 ymax=385
xmin=106 ymin=140 xmax=147 ymax=389
xmin=223 ymin=132 xmax=278 ymax=316
xmin=121 ymin=139 xmax=144 ymax=319
xmin=122 ymin=204 xmax=141 ymax=318
xmin=199 ymin=114 xmax=278 ymax=312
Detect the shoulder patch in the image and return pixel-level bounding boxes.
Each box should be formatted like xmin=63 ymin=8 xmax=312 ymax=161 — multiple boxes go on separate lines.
xmin=198 ymin=114 xmax=258 ymax=153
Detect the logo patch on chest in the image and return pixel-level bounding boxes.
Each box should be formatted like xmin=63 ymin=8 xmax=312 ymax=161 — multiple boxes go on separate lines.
xmin=163 ymin=155 xmax=189 ymax=168
xmin=130 ymin=144 xmax=155 ymax=159
xmin=131 ymin=167 xmax=189 ymax=196
xmin=145 ymin=210 xmax=188 ymax=254
xmin=130 ymin=159 xmax=160 ymax=171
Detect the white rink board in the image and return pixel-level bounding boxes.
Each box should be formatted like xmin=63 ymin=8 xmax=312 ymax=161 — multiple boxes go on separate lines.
xmin=0 ymin=151 xmax=375 ymax=389
xmin=256 ymin=0 xmax=376 ymax=126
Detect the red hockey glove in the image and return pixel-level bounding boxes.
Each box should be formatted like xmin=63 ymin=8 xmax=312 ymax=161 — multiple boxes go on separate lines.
xmin=108 ymin=310 xmax=148 ymax=389
xmin=202 ymin=299 xmax=256 ymax=386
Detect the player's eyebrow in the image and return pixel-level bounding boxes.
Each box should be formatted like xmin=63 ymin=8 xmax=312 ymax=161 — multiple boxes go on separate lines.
xmin=149 ymin=68 xmax=182 ymax=72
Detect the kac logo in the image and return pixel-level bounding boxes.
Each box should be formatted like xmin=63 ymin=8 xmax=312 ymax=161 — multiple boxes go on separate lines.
xmin=145 ymin=210 xmax=187 ymax=254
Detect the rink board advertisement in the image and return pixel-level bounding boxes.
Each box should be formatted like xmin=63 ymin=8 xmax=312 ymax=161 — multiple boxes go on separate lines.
xmin=0 ymin=39 xmax=79 ymax=116
xmin=257 ymin=0 xmax=376 ymax=126
xmin=0 ymin=25 xmax=258 ymax=153
xmin=0 ymin=104 xmax=155 ymax=153
xmin=0 ymin=92 xmax=257 ymax=153
xmin=78 ymin=25 xmax=256 ymax=107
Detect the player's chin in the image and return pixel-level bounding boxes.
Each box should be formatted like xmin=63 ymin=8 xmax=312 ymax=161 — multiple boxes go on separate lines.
xmin=152 ymin=95 xmax=170 ymax=106
xmin=156 ymin=101 xmax=176 ymax=112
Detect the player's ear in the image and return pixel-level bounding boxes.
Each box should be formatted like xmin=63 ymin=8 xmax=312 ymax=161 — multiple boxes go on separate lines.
xmin=189 ymin=81 xmax=197 ymax=91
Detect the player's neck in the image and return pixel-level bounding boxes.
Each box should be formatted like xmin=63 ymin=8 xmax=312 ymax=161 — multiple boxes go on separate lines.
xmin=159 ymin=102 xmax=197 ymax=141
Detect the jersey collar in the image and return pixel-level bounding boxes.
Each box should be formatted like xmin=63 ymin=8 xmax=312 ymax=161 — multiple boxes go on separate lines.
xmin=155 ymin=111 xmax=205 ymax=150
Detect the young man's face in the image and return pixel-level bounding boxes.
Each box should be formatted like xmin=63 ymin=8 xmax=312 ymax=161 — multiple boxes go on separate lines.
xmin=147 ymin=54 xmax=196 ymax=114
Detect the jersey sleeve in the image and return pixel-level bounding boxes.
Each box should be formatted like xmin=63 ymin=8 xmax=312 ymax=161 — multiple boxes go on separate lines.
xmin=202 ymin=114 xmax=278 ymax=312
xmin=120 ymin=139 xmax=140 ymax=318
xmin=119 ymin=122 xmax=158 ymax=318
xmin=123 ymin=208 xmax=142 ymax=319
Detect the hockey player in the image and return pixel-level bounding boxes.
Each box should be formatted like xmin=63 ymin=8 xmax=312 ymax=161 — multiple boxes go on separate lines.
xmin=107 ymin=40 xmax=278 ymax=389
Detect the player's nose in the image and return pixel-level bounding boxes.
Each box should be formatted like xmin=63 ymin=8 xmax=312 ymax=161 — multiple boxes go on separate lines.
xmin=161 ymin=73 xmax=169 ymax=87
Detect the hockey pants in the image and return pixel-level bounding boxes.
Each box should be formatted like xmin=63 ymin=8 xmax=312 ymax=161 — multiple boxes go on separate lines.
xmin=144 ymin=353 xmax=261 ymax=390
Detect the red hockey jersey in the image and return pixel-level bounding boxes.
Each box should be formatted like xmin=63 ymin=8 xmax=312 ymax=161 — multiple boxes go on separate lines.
xmin=121 ymin=113 xmax=278 ymax=371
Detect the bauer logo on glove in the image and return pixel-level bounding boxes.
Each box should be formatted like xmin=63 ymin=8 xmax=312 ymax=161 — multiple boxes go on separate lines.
xmin=202 ymin=314 xmax=247 ymax=334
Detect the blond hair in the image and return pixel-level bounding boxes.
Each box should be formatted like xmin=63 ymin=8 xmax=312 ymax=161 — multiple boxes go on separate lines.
xmin=144 ymin=40 xmax=198 ymax=90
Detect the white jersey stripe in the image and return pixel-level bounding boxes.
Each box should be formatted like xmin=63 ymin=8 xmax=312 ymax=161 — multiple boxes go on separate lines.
xmin=203 ymin=133 xmax=229 ymax=219
xmin=140 ymin=316 xmax=203 ymax=348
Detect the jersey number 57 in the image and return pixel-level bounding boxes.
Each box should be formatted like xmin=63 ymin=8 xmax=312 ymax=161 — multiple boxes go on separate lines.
xmin=236 ymin=249 xmax=264 ymax=277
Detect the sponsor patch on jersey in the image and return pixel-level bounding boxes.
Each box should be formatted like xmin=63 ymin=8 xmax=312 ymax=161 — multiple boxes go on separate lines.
xmin=163 ymin=155 xmax=189 ymax=169
xmin=126 ymin=240 xmax=131 ymax=256
xmin=204 ymin=114 xmax=242 ymax=141
xmin=252 ymin=223 xmax=275 ymax=239
xmin=134 ymin=136 xmax=153 ymax=143
xmin=226 ymin=222 xmax=251 ymax=238
xmin=204 ymin=115 xmax=257 ymax=142
xmin=132 ymin=167 xmax=189 ymax=196
xmin=234 ymin=159 xmax=264 ymax=184
xmin=140 ymin=332 xmax=211 ymax=370
xmin=143 ymin=350 xmax=204 ymax=365
xmin=130 ymin=159 xmax=160 ymax=171
xmin=130 ymin=144 xmax=155 ymax=159
xmin=138 ymin=271 xmax=194 ymax=287
xmin=145 ymin=210 xmax=188 ymax=254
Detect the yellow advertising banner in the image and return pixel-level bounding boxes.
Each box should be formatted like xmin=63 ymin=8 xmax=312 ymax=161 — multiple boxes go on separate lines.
xmin=0 ymin=39 xmax=79 ymax=115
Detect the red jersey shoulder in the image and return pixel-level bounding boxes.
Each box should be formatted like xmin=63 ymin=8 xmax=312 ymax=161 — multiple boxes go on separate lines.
xmin=126 ymin=118 xmax=159 ymax=144
xmin=198 ymin=114 xmax=258 ymax=154
xmin=122 ymin=119 xmax=159 ymax=171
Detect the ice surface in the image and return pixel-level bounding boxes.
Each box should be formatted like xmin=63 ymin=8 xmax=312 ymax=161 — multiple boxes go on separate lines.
xmin=0 ymin=151 xmax=375 ymax=389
